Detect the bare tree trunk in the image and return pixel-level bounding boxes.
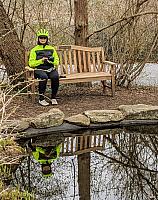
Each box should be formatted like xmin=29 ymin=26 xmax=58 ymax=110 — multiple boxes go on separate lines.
xmin=74 ymin=0 xmax=88 ymax=46
xmin=78 ymin=153 xmax=90 ymax=200
xmin=74 ymin=0 xmax=90 ymax=86
xmin=0 ymin=1 xmax=25 ymax=76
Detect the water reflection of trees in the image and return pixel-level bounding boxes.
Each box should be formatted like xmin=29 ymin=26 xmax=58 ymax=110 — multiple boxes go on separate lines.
xmin=13 ymin=128 xmax=158 ymax=200
xmin=91 ymin=130 xmax=158 ymax=200
xmin=13 ymin=156 xmax=78 ymax=199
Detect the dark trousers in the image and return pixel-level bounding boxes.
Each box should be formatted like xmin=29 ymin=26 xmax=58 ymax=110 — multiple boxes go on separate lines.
xmin=34 ymin=69 xmax=59 ymax=101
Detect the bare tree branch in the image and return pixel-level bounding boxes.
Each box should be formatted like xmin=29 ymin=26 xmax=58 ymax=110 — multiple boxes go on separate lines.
xmin=95 ymin=150 xmax=158 ymax=173
xmin=87 ymin=11 xmax=158 ymax=39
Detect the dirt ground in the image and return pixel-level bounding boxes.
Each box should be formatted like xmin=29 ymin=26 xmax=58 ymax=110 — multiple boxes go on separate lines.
xmin=6 ymin=84 xmax=158 ymax=119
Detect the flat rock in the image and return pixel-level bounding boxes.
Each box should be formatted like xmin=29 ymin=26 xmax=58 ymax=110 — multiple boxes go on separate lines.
xmin=31 ymin=108 xmax=64 ymax=128
xmin=118 ymin=104 xmax=158 ymax=120
xmin=65 ymin=114 xmax=90 ymax=126
xmin=84 ymin=110 xmax=124 ymax=123
xmin=1 ymin=120 xmax=29 ymax=132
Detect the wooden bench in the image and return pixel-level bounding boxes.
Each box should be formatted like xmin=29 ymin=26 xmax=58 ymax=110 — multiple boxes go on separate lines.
xmin=60 ymin=134 xmax=106 ymax=156
xmin=25 ymin=45 xmax=116 ymax=102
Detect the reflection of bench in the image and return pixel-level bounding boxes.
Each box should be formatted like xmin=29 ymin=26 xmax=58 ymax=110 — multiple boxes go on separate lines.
xmin=25 ymin=45 xmax=116 ymax=102
xmin=60 ymin=134 xmax=106 ymax=156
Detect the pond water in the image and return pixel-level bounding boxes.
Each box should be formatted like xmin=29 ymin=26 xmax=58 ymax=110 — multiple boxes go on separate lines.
xmin=132 ymin=63 xmax=158 ymax=86
xmin=13 ymin=125 xmax=158 ymax=200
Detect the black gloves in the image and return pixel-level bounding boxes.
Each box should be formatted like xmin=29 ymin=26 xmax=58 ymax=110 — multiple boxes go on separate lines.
xmin=44 ymin=59 xmax=49 ymax=65
xmin=42 ymin=56 xmax=54 ymax=65
xmin=48 ymin=56 xmax=54 ymax=62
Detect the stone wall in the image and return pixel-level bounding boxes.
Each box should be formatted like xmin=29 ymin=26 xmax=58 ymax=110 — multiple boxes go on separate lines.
xmin=2 ymin=104 xmax=158 ymax=138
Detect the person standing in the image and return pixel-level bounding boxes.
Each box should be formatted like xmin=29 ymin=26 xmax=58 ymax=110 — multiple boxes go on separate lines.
xmin=29 ymin=29 xmax=59 ymax=106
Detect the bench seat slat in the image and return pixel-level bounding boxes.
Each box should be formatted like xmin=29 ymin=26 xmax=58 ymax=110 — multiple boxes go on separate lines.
xmin=61 ymin=72 xmax=112 ymax=79
xmin=60 ymin=72 xmax=112 ymax=84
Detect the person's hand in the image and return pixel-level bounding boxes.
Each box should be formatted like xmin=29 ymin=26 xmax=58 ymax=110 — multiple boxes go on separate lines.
xmin=42 ymin=57 xmax=48 ymax=61
xmin=48 ymin=56 xmax=54 ymax=62
xmin=42 ymin=57 xmax=49 ymax=64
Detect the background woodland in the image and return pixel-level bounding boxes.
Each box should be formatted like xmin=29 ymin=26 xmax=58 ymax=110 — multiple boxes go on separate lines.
xmin=0 ymin=0 xmax=158 ymax=86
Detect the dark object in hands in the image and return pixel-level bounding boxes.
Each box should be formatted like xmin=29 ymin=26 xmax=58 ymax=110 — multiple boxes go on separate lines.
xmin=60 ymin=75 xmax=66 ymax=78
xmin=44 ymin=59 xmax=49 ymax=64
xmin=48 ymin=56 xmax=54 ymax=62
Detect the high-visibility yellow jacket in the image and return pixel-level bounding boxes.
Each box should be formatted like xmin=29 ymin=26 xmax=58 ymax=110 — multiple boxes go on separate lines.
xmin=29 ymin=44 xmax=59 ymax=70
xmin=32 ymin=145 xmax=61 ymax=164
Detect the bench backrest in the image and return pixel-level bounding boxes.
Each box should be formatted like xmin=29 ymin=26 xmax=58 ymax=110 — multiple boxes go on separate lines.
xmin=25 ymin=45 xmax=106 ymax=75
xmin=61 ymin=134 xmax=106 ymax=156
xmin=57 ymin=45 xmax=105 ymax=75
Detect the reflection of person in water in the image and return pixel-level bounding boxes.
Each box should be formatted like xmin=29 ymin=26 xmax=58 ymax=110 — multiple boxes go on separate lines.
xmin=27 ymin=141 xmax=61 ymax=177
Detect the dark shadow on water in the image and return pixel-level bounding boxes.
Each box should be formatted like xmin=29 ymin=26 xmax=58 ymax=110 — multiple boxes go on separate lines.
xmin=13 ymin=125 xmax=158 ymax=200
xmin=124 ymin=124 xmax=158 ymax=135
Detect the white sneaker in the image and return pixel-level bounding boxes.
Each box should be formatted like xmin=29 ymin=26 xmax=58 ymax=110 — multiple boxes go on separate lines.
xmin=39 ymin=99 xmax=49 ymax=106
xmin=51 ymin=99 xmax=58 ymax=105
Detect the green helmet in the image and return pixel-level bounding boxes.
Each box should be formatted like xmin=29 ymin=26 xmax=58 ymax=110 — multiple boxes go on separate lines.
xmin=37 ymin=29 xmax=49 ymax=37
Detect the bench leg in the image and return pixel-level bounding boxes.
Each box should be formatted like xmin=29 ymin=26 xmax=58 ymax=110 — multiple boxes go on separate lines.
xmin=111 ymin=76 xmax=115 ymax=97
xmin=31 ymin=81 xmax=36 ymax=103
xmin=26 ymin=71 xmax=30 ymax=99
xmin=26 ymin=81 xmax=32 ymax=100
xmin=26 ymin=82 xmax=30 ymax=99
xmin=101 ymin=80 xmax=106 ymax=93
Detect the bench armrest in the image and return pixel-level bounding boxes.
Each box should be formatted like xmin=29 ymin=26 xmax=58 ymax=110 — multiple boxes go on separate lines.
xmin=102 ymin=60 xmax=117 ymax=75
xmin=25 ymin=66 xmax=35 ymax=71
xmin=25 ymin=66 xmax=35 ymax=79
xmin=103 ymin=60 xmax=117 ymax=65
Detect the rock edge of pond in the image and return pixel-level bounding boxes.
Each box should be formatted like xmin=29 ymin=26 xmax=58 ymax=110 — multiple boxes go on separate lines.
xmin=2 ymin=104 xmax=158 ymax=139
